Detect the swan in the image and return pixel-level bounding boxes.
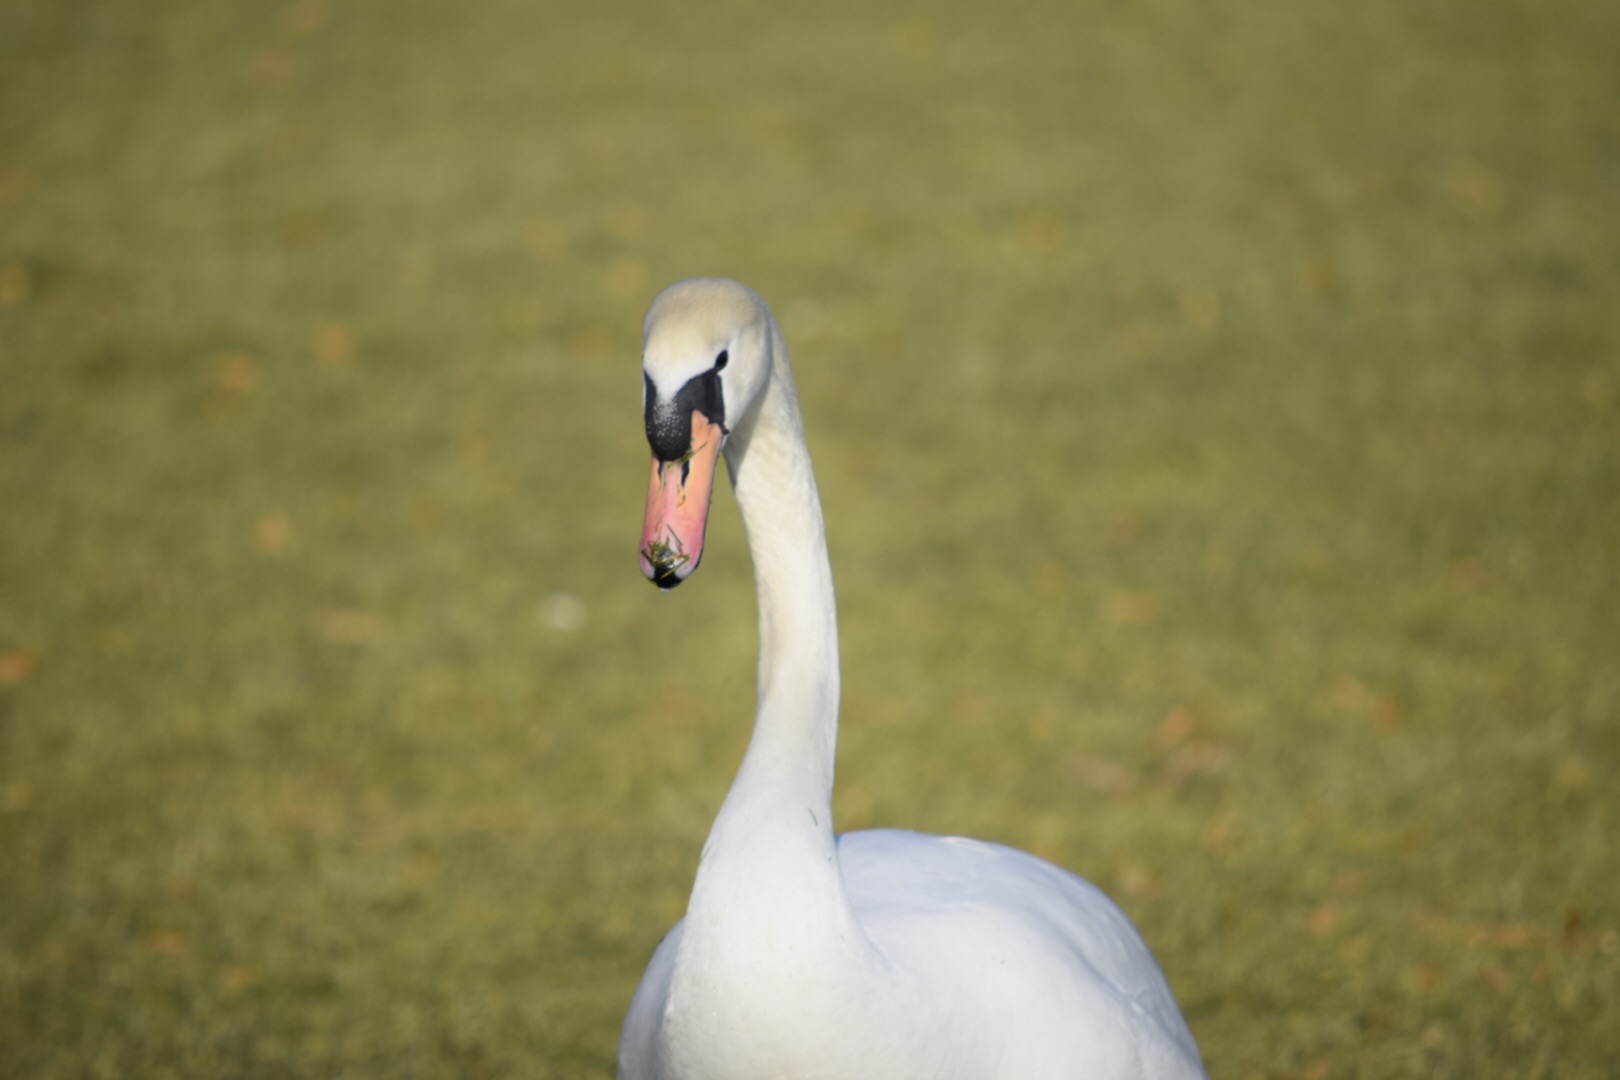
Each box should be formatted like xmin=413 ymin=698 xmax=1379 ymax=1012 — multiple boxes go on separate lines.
xmin=621 ymin=278 xmax=1208 ymax=1080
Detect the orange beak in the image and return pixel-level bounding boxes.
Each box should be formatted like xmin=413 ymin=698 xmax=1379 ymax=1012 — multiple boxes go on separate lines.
xmin=639 ymin=411 xmax=724 ymax=589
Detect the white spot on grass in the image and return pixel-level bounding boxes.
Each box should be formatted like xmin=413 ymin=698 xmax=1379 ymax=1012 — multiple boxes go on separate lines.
xmin=540 ymin=592 xmax=587 ymax=633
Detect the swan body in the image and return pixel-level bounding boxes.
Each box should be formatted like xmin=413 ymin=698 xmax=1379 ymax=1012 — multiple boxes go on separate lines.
xmin=622 ymin=279 xmax=1206 ymax=1080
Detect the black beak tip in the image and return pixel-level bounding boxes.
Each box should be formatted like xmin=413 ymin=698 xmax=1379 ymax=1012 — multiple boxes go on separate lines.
xmin=649 ymin=565 xmax=684 ymax=590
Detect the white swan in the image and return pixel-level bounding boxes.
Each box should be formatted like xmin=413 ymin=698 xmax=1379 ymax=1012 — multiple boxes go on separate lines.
xmin=621 ymin=278 xmax=1208 ymax=1080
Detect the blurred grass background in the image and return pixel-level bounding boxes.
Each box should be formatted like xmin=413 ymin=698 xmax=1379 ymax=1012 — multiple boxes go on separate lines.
xmin=1 ymin=0 xmax=1617 ymax=1076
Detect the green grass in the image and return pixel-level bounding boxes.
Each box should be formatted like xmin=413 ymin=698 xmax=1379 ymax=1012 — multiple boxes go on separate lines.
xmin=2 ymin=0 xmax=1617 ymax=1076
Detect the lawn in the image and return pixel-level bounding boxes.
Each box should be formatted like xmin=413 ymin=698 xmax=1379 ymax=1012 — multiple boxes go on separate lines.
xmin=1 ymin=1 xmax=1617 ymax=1077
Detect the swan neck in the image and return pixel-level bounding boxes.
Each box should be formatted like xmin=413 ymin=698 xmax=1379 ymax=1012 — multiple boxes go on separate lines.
xmin=724 ymin=343 xmax=839 ymax=808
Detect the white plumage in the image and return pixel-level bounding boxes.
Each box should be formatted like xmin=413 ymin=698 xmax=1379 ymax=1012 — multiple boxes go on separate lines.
xmin=622 ymin=278 xmax=1207 ymax=1080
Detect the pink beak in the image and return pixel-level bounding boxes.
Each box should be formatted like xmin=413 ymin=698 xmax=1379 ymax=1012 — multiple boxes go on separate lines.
xmin=639 ymin=411 xmax=724 ymax=589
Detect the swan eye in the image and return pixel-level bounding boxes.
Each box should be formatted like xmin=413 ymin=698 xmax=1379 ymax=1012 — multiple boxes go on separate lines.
xmin=714 ymin=350 xmax=728 ymax=371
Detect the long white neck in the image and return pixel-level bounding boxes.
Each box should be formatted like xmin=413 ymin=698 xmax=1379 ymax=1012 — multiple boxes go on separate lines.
xmin=693 ymin=319 xmax=845 ymax=909
xmin=663 ymin=322 xmax=881 ymax=1069
xmin=725 ymin=326 xmax=839 ymax=814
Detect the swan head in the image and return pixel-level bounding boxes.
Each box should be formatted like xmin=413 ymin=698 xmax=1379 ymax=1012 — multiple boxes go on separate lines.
xmin=637 ymin=278 xmax=773 ymax=589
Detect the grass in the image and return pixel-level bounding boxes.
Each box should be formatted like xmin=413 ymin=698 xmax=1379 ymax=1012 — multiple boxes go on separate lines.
xmin=2 ymin=0 xmax=1617 ymax=1076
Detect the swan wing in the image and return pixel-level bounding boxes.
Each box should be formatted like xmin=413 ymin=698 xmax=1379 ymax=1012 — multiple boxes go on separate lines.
xmin=838 ymin=829 xmax=1205 ymax=1078
xmin=619 ymin=922 xmax=683 ymax=1080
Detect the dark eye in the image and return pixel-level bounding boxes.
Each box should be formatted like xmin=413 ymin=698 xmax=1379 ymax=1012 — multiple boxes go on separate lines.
xmin=714 ymin=350 xmax=728 ymax=371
